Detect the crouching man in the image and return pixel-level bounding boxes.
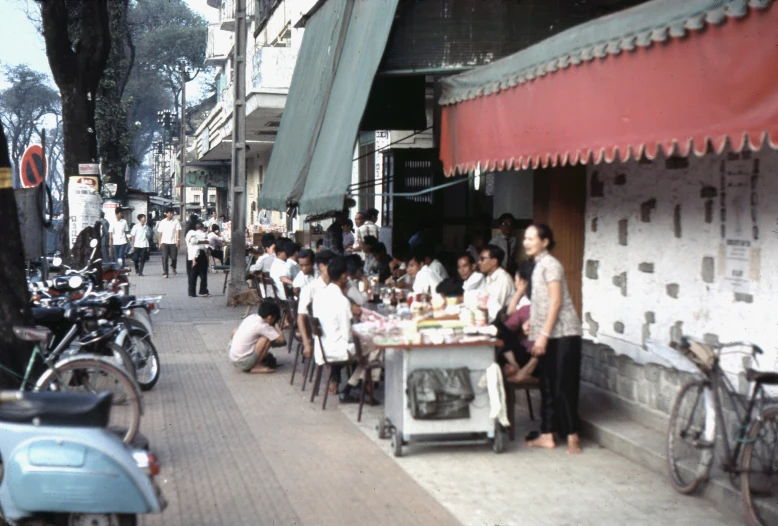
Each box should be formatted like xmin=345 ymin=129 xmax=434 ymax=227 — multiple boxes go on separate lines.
xmin=228 ymin=300 xmax=287 ymax=373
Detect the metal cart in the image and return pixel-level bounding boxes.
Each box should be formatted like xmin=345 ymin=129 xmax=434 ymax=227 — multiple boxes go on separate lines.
xmin=376 ymin=340 xmax=504 ymax=456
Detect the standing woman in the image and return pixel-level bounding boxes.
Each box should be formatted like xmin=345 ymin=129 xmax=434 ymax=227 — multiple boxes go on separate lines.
xmin=523 ymin=224 xmax=583 ymax=454
xmin=186 ymin=221 xmax=211 ymax=298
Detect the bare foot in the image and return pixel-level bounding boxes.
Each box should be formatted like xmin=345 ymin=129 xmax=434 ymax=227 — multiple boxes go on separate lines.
xmin=526 ymin=433 xmax=556 ymax=449
xmin=328 ymin=382 xmax=338 ymax=395
xmin=248 ymin=366 xmax=275 ymax=374
xmin=567 ymin=434 xmax=582 ymax=455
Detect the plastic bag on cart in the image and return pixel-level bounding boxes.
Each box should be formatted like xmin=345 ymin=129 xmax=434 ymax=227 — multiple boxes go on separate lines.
xmin=407 ymin=368 xmax=475 ymax=420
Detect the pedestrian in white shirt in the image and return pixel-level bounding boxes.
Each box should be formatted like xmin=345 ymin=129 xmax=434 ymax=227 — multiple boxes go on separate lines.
xmin=479 ymin=244 xmax=516 ymax=322
xmin=406 ymin=250 xmax=443 ymax=295
xmin=354 ymin=208 xmax=380 ymax=254
xmin=204 ymin=210 xmax=218 ymax=229
xmin=249 ymin=233 xmax=276 ymax=274
xmin=298 ymin=250 xmax=334 ymax=360
xmin=269 ymin=240 xmax=295 ymax=300
xmin=110 ymin=209 xmax=129 ymax=268
xmin=129 ymin=214 xmax=151 ymax=276
xmin=311 ymin=257 xmax=360 ymax=402
xmin=155 ymin=208 xmax=181 ymax=278
xmin=186 ymin=221 xmax=210 ymax=298
xmin=457 ymin=252 xmax=486 ymax=292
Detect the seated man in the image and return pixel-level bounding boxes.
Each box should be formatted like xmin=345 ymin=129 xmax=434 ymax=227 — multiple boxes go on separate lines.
xmin=371 ymin=242 xmax=393 ymax=283
xmin=417 ymin=244 xmax=449 ymax=281
xmin=228 ymin=300 xmax=286 ymax=373
xmin=269 ymin=240 xmax=295 ymax=300
xmin=457 ymin=251 xmax=485 ymax=292
xmin=405 ymin=248 xmax=443 ymax=294
xmin=292 ymin=248 xmax=316 ymax=296
xmin=298 ymin=250 xmax=334 ymax=361
xmin=249 ymin=233 xmax=277 ymax=274
xmin=285 ymin=241 xmax=301 ymax=280
xmin=312 ymin=257 xmax=358 ymax=400
xmin=479 ymin=244 xmax=516 ymax=321
xmin=345 ymin=254 xmax=369 ymax=310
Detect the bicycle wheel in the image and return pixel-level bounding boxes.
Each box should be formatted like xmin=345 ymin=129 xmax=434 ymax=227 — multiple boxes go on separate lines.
xmin=121 ymin=319 xmax=160 ymax=391
xmin=741 ymin=406 xmax=778 ymax=526
xmin=667 ymin=379 xmax=715 ymax=494
xmin=105 ymin=341 xmax=137 ymax=381
xmin=35 ymin=357 xmax=141 ymax=444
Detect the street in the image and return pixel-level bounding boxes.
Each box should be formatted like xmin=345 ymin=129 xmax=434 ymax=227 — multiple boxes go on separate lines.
xmin=132 ymin=257 xmax=740 ymax=526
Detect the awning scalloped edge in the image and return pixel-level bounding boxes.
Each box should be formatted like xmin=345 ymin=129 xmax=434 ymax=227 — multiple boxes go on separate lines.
xmin=443 ymin=131 xmax=778 ymax=176
xmin=439 ymin=0 xmax=773 ymax=106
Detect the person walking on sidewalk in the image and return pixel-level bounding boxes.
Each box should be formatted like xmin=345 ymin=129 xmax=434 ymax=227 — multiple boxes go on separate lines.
xmin=110 ymin=209 xmax=129 ymax=268
xmin=523 ymin=224 xmax=583 ymax=455
xmin=156 ymin=208 xmax=181 ymax=278
xmin=98 ymin=212 xmax=111 ymax=263
xmin=129 ymin=213 xmax=151 ymax=276
xmin=186 ymin=221 xmax=210 ymax=297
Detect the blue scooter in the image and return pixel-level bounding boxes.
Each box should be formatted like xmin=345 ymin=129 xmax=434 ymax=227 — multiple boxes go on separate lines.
xmin=0 ymin=328 xmax=166 ymax=526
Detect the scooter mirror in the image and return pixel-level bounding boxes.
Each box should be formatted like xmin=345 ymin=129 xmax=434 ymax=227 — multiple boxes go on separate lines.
xmin=90 ymin=239 xmax=98 ymax=248
xmin=68 ymin=276 xmax=83 ymax=289
xmin=52 ymin=257 xmax=62 ymax=267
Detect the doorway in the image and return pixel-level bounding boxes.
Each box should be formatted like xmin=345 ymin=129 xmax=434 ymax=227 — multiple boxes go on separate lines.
xmin=533 ymin=165 xmax=587 ymax=316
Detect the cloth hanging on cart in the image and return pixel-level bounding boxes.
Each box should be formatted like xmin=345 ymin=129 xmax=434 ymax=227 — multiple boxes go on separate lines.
xmin=481 ymin=363 xmax=510 ymax=427
xmin=407 ymin=368 xmax=475 ymax=420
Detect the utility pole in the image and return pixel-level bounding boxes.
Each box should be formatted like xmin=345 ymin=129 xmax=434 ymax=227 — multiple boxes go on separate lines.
xmin=179 ymin=64 xmax=187 ymax=221
xmin=227 ymin=0 xmax=247 ymax=301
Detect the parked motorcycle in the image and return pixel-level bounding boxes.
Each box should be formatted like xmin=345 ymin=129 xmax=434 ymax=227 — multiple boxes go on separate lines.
xmin=0 ymin=388 xmax=165 ymax=525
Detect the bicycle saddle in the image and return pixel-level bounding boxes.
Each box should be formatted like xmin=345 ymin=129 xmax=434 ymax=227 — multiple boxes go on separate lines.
xmin=746 ymin=368 xmax=778 ymax=385
xmin=0 ymin=391 xmax=112 ymax=427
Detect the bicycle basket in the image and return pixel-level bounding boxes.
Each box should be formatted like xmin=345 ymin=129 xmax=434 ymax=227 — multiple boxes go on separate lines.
xmin=683 ymin=341 xmax=716 ymax=372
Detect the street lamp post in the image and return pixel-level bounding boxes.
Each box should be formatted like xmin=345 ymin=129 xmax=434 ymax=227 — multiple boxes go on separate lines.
xmin=156 ymin=110 xmax=175 ymax=199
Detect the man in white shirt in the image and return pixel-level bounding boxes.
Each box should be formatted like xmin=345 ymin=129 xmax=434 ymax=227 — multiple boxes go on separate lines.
xmin=354 ymin=208 xmax=380 ymax=254
xmin=269 ymin=241 xmax=295 ymax=300
xmin=406 ymin=250 xmax=443 ymax=294
xmin=312 ymin=257 xmax=357 ymax=399
xmin=285 ymin=242 xmax=301 ymax=282
xmin=204 ymin=210 xmax=218 ymax=229
xmin=457 ymin=251 xmax=485 ymax=292
xmin=110 ymin=209 xmax=129 ymax=268
xmin=489 ymin=213 xmax=521 ymax=275
xmin=129 ymin=214 xmax=151 ymax=276
xmin=249 ymin=233 xmax=276 ymax=274
xmin=292 ymin=249 xmax=316 ymax=295
xmin=228 ymin=300 xmax=286 ymax=373
xmin=298 ymin=250 xmax=334 ymax=359
xmin=479 ymin=244 xmax=516 ymax=322
xmin=155 ymin=208 xmax=181 ymax=278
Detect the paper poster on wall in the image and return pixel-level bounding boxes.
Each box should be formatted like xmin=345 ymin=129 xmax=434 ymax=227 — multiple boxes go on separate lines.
xmin=127 ymin=198 xmax=147 ymax=225
xmin=68 ymin=176 xmax=103 ymax=249
xmin=103 ymin=200 xmax=120 ymax=226
xmin=720 ymin=158 xmax=759 ymax=294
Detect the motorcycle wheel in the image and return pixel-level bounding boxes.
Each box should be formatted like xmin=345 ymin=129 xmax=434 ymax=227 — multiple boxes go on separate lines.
xmin=120 ymin=318 xmax=160 ymax=391
xmin=54 ymin=513 xmax=137 ymax=526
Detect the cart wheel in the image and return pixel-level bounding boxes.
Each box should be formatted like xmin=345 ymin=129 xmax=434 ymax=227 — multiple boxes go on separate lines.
xmin=377 ymin=416 xmax=388 ymax=440
xmin=392 ymin=433 xmax=403 ymax=457
xmin=492 ymin=425 xmax=505 ymax=454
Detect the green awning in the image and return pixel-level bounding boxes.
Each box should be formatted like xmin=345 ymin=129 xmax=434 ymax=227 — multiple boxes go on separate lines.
xmin=258 ymin=0 xmax=400 ymax=214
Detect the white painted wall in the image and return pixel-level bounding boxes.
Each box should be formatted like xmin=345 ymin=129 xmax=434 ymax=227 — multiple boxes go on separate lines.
xmin=583 ymin=149 xmax=778 ymax=377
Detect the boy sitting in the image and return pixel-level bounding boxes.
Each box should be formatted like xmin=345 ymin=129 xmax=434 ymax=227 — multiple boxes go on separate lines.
xmin=228 ymin=300 xmax=287 ymax=373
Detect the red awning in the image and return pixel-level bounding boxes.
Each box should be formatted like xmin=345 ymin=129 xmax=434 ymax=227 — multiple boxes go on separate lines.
xmin=439 ymin=0 xmax=778 ymax=176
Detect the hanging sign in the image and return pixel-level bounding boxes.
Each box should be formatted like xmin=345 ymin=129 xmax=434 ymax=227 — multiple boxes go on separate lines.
xmin=78 ymin=163 xmax=100 ymax=175
xmin=185 ymin=166 xmax=229 ymax=188
xmin=20 ymin=144 xmax=46 ymax=188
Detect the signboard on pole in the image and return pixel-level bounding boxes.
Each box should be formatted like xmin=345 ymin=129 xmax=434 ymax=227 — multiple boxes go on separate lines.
xmin=78 ymin=163 xmax=100 ymax=175
xmin=185 ymin=166 xmax=229 ymax=188
xmin=20 ymin=144 xmax=47 ymax=188
xmin=67 ymin=176 xmax=103 ymax=249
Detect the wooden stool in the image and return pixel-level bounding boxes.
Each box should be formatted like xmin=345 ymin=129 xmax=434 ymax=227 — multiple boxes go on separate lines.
xmin=505 ymin=378 xmax=540 ymax=441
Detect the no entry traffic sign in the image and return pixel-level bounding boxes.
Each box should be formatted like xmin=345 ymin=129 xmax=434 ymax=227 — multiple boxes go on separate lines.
xmin=20 ymin=144 xmax=47 ymax=188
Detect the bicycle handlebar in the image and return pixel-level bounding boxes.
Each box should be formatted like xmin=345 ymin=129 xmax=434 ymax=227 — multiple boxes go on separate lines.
xmin=681 ymin=335 xmax=763 ymax=356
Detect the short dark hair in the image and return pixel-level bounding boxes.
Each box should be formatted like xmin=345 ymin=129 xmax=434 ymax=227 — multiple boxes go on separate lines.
xmin=275 ymin=240 xmax=289 ymax=257
xmin=372 ymin=242 xmax=388 ymax=255
xmin=286 ymin=242 xmax=300 ymax=256
xmin=165 ymin=207 xmax=175 ymax=214
xmin=436 ymin=278 xmax=464 ymax=298
xmin=195 ymin=221 xmax=204 ymax=229
xmin=530 ymin=223 xmax=556 ymax=251
xmin=261 ymin=233 xmax=276 ymax=249
xmin=363 ymin=235 xmax=378 ymax=248
xmin=483 ymin=244 xmax=505 ymax=265
xmin=517 ymin=261 xmax=536 ymax=299
xmin=314 ymin=249 xmax=335 ymax=267
xmin=344 ymin=219 xmax=353 ymax=229
xmin=316 ymin=239 xmax=324 ymax=248
xmin=258 ymin=299 xmax=281 ymax=320
xmin=298 ymin=248 xmax=314 ymax=263
xmin=498 ymin=213 xmax=516 ymax=226
xmin=366 ymin=208 xmax=379 ymax=222
xmin=406 ymin=247 xmax=427 ymax=265
xmin=457 ymin=251 xmax=475 ymax=265
xmin=100 ymin=212 xmax=105 ymax=218
xmin=137 ymin=213 xmax=146 ymax=221
xmin=211 ymin=224 xmax=220 ymax=232
xmin=220 ymin=214 xmax=226 ymax=220
xmin=415 ymin=244 xmax=434 ymax=262
xmin=345 ymin=254 xmax=364 ymax=277
xmin=327 ymin=256 xmax=348 ymax=282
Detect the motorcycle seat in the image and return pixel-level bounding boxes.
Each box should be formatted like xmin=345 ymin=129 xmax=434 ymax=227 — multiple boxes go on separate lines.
xmin=31 ymin=307 xmax=67 ymax=323
xmin=120 ymin=295 xmax=137 ymax=307
xmin=0 ymin=391 xmax=112 ymax=428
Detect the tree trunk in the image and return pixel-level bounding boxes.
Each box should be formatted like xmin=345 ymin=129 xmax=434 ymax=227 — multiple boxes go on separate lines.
xmin=0 ymin=123 xmax=35 ymax=387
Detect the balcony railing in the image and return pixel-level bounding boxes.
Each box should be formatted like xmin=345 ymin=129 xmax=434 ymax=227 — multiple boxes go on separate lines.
xmin=205 ymin=23 xmax=231 ymax=64
xmin=251 ymin=46 xmax=297 ymax=91
xmin=220 ymin=0 xmax=235 ymax=31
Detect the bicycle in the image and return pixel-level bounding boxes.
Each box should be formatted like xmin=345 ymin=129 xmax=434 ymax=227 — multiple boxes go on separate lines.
xmin=666 ymin=336 xmax=778 ymax=525
xmin=6 ymin=326 xmax=142 ymax=445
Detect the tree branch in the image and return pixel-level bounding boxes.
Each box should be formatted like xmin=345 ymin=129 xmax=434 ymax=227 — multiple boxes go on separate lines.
xmin=38 ymin=0 xmax=77 ymax=86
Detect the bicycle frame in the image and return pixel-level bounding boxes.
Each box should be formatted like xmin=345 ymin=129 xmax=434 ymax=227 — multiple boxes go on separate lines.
xmin=709 ymin=361 xmax=767 ymax=473
xmin=0 ymin=324 xmax=81 ymax=391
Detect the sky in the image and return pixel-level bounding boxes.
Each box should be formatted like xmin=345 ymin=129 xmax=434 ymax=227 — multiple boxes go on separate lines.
xmin=0 ymin=0 xmax=218 ymax=89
